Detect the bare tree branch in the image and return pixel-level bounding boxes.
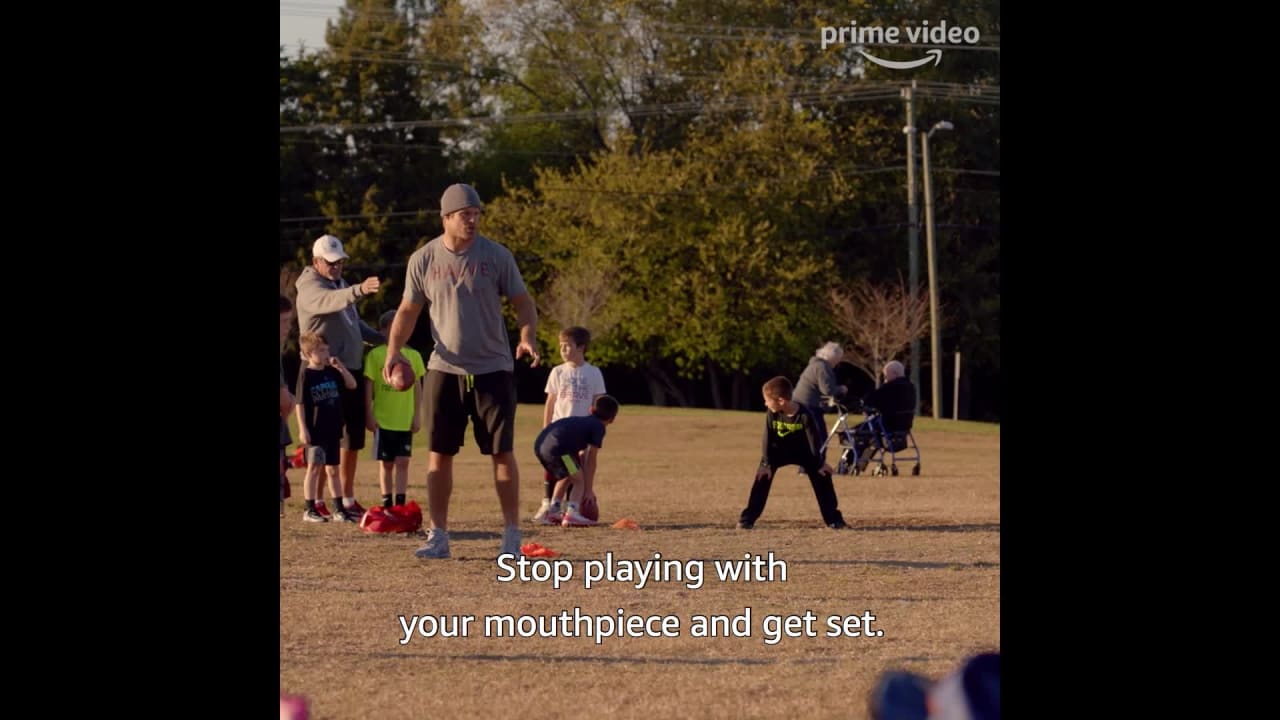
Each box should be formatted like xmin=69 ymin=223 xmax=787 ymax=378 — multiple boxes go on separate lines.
xmin=828 ymin=276 xmax=932 ymax=386
xmin=538 ymin=257 xmax=617 ymax=339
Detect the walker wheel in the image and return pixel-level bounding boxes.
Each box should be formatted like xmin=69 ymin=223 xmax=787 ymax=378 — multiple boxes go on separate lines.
xmin=911 ymin=465 xmax=920 ymax=476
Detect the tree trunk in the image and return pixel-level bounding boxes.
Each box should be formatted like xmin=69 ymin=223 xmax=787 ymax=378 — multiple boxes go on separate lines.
xmin=851 ymin=361 xmax=877 ymax=389
xmin=646 ymin=376 xmax=667 ymax=406
xmin=706 ymin=360 xmax=723 ymax=409
xmin=731 ymin=373 xmax=744 ymax=410
xmin=645 ymin=362 xmax=688 ymax=407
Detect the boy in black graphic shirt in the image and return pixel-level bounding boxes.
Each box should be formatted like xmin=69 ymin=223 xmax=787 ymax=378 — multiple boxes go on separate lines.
xmin=737 ymin=376 xmax=848 ymax=530
xmin=295 ymin=332 xmax=359 ymax=523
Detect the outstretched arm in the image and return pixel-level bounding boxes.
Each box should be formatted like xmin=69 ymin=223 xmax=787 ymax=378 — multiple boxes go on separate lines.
xmin=510 ymin=292 xmax=540 ymax=368
xmin=296 ymin=272 xmax=377 ymax=315
xmin=818 ymin=365 xmax=846 ymax=400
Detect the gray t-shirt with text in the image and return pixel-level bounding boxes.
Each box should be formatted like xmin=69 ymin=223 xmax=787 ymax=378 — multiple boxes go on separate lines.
xmin=405 ymin=234 xmax=528 ymax=375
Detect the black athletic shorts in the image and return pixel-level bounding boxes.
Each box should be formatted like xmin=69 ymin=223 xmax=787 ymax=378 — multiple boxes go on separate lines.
xmin=423 ymin=370 xmax=516 ymax=455
xmin=374 ymin=428 xmax=414 ymax=462
xmin=340 ymin=372 xmax=368 ymax=452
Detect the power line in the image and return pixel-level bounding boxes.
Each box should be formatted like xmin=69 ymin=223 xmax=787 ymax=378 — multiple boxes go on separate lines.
xmin=281 ymin=45 xmax=999 ymax=100
xmin=278 ymin=165 xmax=998 ymax=223
xmin=279 ymin=83 xmax=996 ymax=134
xmin=282 ymin=209 xmax=430 ymax=224
xmin=933 ymin=168 xmax=999 ymax=177
xmin=281 ymin=136 xmax=586 ymax=157
xmin=280 ymin=6 xmax=1001 ymax=51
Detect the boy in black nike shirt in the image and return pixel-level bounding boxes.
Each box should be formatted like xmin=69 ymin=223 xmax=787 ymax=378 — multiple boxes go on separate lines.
xmin=737 ymin=376 xmax=848 ymax=530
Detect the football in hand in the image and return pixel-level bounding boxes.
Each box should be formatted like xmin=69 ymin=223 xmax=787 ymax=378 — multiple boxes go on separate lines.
xmin=581 ymin=494 xmax=599 ymax=522
xmin=389 ymin=359 xmax=415 ymax=391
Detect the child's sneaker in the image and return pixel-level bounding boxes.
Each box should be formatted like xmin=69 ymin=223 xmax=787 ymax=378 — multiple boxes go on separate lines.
xmin=499 ymin=525 xmax=521 ymax=557
xmin=314 ymin=502 xmax=333 ymax=519
xmin=414 ymin=528 xmax=451 ymax=559
xmin=346 ymin=500 xmax=367 ymax=516
xmin=561 ymin=503 xmax=596 ymax=527
xmin=333 ymin=507 xmax=361 ymax=523
xmin=302 ymin=508 xmax=328 ymax=523
xmin=536 ymin=501 xmax=564 ymax=525
xmin=545 ymin=503 xmax=565 ymax=524
xmin=531 ymin=499 xmax=554 ymax=524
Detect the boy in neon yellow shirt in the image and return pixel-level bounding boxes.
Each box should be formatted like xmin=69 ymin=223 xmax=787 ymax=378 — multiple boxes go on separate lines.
xmin=364 ymin=311 xmax=427 ymax=508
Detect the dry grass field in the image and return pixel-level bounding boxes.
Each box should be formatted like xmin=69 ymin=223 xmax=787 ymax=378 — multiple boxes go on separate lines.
xmin=280 ymin=403 xmax=999 ymax=719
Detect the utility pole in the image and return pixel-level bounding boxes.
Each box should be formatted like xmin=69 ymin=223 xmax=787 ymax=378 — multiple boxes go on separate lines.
xmin=922 ymin=120 xmax=952 ymax=420
xmin=902 ymin=80 xmax=921 ymax=415
xmin=922 ymin=125 xmax=941 ymax=419
xmin=953 ymin=351 xmax=961 ymax=421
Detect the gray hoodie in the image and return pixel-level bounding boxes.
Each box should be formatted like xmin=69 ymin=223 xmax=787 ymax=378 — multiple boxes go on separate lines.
xmin=294 ymin=266 xmax=383 ymax=369
xmin=793 ymin=355 xmax=842 ymax=413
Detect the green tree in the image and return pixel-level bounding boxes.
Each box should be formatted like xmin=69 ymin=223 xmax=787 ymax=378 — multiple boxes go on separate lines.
xmin=280 ymin=1 xmax=454 ymax=272
xmin=280 ymin=0 xmax=1003 ymax=416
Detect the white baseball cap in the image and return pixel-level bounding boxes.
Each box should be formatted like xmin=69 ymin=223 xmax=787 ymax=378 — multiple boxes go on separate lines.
xmin=312 ymin=234 xmax=349 ymax=262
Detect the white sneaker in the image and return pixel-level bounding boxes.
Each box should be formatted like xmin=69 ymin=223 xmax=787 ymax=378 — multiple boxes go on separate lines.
xmin=414 ymin=528 xmax=451 ymax=559
xmin=500 ymin=525 xmax=521 ymax=557
xmin=531 ymin=499 xmax=553 ymax=524
xmin=561 ymin=503 xmax=596 ymax=527
xmin=538 ymin=501 xmax=563 ymax=525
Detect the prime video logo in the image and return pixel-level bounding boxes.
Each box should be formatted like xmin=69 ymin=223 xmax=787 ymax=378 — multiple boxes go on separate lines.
xmin=819 ymin=20 xmax=982 ymax=69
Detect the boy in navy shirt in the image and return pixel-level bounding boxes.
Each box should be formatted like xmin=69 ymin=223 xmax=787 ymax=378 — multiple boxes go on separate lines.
xmin=533 ymin=395 xmax=619 ymax=527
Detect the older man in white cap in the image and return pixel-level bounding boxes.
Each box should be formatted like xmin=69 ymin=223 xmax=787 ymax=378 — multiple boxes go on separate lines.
xmin=294 ymin=234 xmax=384 ymax=520
xmin=382 ymin=183 xmax=540 ymax=560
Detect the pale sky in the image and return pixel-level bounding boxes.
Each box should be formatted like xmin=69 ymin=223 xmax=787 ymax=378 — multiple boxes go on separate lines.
xmin=280 ymin=1 xmax=346 ymax=53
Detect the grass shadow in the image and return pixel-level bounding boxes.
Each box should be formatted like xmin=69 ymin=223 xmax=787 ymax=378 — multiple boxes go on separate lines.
xmin=789 ymin=559 xmax=998 ymax=570
xmin=855 ymin=523 xmax=1000 ymax=533
xmin=373 ymin=652 xmax=783 ymax=666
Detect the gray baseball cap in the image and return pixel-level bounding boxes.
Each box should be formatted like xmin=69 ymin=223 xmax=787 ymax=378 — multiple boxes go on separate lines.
xmin=440 ymin=183 xmax=483 ymax=216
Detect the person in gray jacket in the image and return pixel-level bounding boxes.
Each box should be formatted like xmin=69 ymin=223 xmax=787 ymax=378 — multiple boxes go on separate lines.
xmin=294 ymin=234 xmax=384 ymax=516
xmin=793 ymin=341 xmax=849 ymax=420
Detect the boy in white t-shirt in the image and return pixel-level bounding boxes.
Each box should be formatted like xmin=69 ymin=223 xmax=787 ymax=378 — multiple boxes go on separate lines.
xmin=532 ymin=326 xmax=607 ymax=524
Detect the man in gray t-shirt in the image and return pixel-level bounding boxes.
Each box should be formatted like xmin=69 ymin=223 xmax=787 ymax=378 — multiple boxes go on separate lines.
xmin=383 ymin=183 xmax=540 ymax=561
